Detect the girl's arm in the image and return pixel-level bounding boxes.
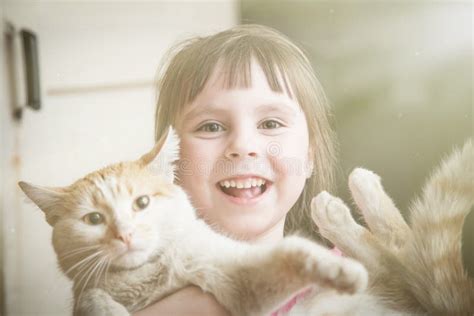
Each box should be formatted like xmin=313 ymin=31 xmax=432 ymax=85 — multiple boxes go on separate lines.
xmin=133 ymin=286 xmax=231 ymax=316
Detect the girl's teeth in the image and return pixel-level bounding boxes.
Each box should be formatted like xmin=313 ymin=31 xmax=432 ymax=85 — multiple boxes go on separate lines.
xmin=219 ymin=178 xmax=266 ymax=189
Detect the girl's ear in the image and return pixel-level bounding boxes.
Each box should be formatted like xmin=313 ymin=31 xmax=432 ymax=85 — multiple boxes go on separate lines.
xmin=18 ymin=181 xmax=65 ymax=226
xmin=139 ymin=126 xmax=180 ymax=182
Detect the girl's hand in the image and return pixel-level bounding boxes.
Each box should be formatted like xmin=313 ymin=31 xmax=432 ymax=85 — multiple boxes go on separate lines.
xmin=134 ymin=286 xmax=231 ymax=316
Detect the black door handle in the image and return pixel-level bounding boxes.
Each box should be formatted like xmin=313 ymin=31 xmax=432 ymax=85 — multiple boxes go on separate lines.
xmin=20 ymin=29 xmax=41 ymax=111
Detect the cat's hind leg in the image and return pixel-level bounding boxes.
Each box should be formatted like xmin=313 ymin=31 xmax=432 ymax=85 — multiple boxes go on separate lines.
xmin=311 ymin=191 xmax=420 ymax=311
xmin=311 ymin=191 xmax=383 ymax=270
xmin=349 ymin=168 xmax=411 ymax=252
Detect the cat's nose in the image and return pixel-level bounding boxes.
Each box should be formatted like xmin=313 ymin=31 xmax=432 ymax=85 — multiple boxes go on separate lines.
xmin=115 ymin=232 xmax=133 ymax=246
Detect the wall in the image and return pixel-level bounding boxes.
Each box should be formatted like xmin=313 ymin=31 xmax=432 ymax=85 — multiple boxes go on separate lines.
xmin=1 ymin=1 xmax=238 ymax=315
xmin=1 ymin=3 xmax=9 ymax=314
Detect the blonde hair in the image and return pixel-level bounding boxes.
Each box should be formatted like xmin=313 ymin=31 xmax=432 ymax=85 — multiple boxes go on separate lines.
xmin=155 ymin=24 xmax=337 ymax=236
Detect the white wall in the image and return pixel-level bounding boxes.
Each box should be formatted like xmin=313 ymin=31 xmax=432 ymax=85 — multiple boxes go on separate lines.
xmin=1 ymin=3 xmax=15 ymax=315
xmin=2 ymin=1 xmax=238 ymax=315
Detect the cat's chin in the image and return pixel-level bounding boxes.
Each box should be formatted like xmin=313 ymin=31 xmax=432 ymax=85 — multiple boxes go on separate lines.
xmin=112 ymin=249 xmax=151 ymax=269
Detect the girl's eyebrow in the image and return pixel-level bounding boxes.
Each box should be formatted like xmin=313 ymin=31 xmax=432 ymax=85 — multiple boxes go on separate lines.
xmin=181 ymin=104 xmax=228 ymax=123
xmin=182 ymin=102 xmax=299 ymax=124
xmin=255 ymin=103 xmax=298 ymax=117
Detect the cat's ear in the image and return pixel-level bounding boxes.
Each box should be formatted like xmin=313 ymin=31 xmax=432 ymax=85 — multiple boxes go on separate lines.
xmin=18 ymin=181 xmax=65 ymax=226
xmin=139 ymin=126 xmax=180 ymax=182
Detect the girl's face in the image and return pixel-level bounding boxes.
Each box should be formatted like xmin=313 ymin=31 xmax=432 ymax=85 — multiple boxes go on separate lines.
xmin=176 ymin=61 xmax=311 ymax=242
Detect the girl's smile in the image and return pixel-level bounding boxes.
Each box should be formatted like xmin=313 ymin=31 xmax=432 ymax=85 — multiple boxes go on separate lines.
xmin=176 ymin=60 xmax=312 ymax=242
xmin=217 ymin=174 xmax=272 ymax=205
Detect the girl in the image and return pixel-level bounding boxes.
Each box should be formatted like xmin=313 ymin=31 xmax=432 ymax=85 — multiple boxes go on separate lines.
xmin=136 ymin=24 xmax=337 ymax=315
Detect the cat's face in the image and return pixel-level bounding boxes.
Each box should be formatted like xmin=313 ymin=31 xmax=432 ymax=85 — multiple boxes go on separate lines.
xmin=51 ymin=165 xmax=189 ymax=273
xmin=19 ymin=128 xmax=191 ymax=276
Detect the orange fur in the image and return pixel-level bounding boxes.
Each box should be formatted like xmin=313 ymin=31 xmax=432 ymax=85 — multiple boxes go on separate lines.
xmin=312 ymin=140 xmax=474 ymax=314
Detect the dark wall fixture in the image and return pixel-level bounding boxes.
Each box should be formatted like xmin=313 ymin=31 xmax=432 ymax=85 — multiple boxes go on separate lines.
xmin=4 ymin=22 xmax=41 ymax=120
xmin=20 ymin=29 xmax=41 ymax=111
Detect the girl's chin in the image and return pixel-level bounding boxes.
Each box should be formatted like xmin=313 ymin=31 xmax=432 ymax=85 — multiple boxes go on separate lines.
xmin=210 ymin=213 xmax=285 ymax=243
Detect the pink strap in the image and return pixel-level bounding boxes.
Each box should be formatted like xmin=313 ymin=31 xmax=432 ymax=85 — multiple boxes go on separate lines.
xmin=331 ymin=246 xmax=342 ymax=257
xmin=270 ymin=287 xmax=313 ymax=316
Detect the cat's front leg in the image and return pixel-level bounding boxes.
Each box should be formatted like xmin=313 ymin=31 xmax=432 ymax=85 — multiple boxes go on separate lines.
xmin=267 ymin=236 xmax=368 ymax=294
xmin=217 ymin=236 xmax=368 ymax=316
xmin=74 ymin=288 xmax=130 ymax=316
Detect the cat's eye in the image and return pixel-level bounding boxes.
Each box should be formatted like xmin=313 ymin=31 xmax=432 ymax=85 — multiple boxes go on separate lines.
xmin=134 ymin=195 xmax=150 ymax=211
xmin=83 ymin=212 xmax=105 ymax=225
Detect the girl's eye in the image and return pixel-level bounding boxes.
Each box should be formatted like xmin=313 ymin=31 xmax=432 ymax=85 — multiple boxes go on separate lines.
xmin=134 ymin=195 xmax=150 ymax=211
xmin=197 ymin=122 xmax=225 ymax=133
xmin=259 ymin=120 xmax=283 ymax=129
xmin=84 ymin=212 xmax=105 ymax=225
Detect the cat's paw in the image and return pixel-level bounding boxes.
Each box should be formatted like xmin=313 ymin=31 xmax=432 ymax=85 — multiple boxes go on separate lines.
xmin=348 ymin=168 xmax=382 ymax=213
xmin=307 ymin=255 xmax=368 ymax=294
xmin=348 ymin=168 xmax=409 ymax=249
xmin=311 ymin=191 xmax=361 ymax=240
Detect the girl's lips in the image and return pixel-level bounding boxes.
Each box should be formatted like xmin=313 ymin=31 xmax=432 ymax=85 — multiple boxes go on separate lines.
xmin=215 ymin=181 xmax=272 ymax=206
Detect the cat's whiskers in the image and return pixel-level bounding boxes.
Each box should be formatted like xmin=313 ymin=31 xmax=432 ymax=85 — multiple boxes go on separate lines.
xmin=64 ymin=250 xmax=103 ymax=277
xmin=73 ymin=258 xmax=97 ymax=290
xmin=80 ymin=255 xmax=105 ymax=295
xmin=99 ymin=257 xmax=110 ymax=288
xmin=59 ymin=245 xmax=101 ymax=261
xmin=72 ymin=251 xmax=106 ymax=284
xmin=74 ymin=254 xmax=106 ymax=308
xmin=42 ymin=247 xmax=100 ymax=298
xmin=93 ymin=255 xmax=110 ymax=288
xmin=73 ymin=254 xmax=104 ymax=283
xmin=104 ymin=257 xmax=112 ymax=286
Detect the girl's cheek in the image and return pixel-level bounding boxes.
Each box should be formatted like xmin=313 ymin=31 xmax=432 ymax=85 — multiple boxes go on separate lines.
xmin=181 ymin=142 xmax=217 ymax=177
xmin=268 ymin=149 xmax=310 ymax=179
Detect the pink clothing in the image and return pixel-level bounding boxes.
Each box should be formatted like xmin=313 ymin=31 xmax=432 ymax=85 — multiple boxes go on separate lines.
xmin=269 ymin=247 xmax=342 ymax=316
xmin=270 ymin=287 xmax=313 ymax=316
xmin=331 ymin=246 xmax=342 ymax=257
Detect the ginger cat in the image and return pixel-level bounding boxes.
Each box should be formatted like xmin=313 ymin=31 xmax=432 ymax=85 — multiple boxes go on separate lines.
xmin=19 ymin=128 xmax=367 ymax=316
xmin=19 ymin=127 xmax=473 ymax=315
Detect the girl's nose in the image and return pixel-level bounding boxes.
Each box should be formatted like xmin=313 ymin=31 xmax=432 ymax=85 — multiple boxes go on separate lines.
xmin=224 ymin=130 xmax=259 ymax=160
xmin=225 ymin=150 xmax=258 ymax=159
